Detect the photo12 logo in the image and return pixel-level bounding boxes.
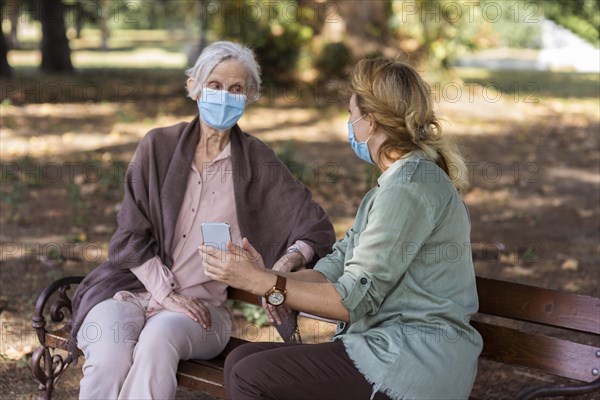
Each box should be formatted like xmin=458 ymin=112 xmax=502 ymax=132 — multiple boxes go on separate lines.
xmin=0 ymin=81 xmax=139 ymax=103
xmin=396 ymin=1 xmax=539 ymax=24
xmin=430 ymin=82 xmax=539 ymax=104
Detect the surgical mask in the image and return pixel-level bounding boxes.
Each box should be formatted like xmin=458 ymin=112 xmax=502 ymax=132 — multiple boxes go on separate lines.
xmin=197 ymin=89 xmax=246 ymax=130
xmin=348 ymin=115 xmax=374 ymax=164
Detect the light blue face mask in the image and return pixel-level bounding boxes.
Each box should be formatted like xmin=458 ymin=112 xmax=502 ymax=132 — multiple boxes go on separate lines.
xmin=348 ymin=115 xmax=374 ymax=164
xmin=197 ymin=89 xmax=246 ymax=130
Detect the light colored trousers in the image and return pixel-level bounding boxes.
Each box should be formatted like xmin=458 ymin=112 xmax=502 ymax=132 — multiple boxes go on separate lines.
xmin=77 ymin=297 xmax=232 ymax=400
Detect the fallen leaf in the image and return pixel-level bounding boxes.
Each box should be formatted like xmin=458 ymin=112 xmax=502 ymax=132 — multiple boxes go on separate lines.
xmin=561 ymin=258 xmax=579 ymax=271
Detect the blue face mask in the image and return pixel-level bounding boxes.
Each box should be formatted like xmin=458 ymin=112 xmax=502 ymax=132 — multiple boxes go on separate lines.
xmin=197 ymin=89 xmax=246 ymax=130
xmin=348 ymin=115 xmax=374 ymax=164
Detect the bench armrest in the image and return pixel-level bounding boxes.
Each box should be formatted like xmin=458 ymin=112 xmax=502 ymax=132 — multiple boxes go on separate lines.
xmin=31 ymin=276 xmax=84 ymax=345
xmin=31 ymin=276 xmax=84 ymax=400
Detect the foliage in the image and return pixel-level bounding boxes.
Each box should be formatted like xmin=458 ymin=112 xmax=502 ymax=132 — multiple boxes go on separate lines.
xmin=229 ymin=300 xmax=269 ymax=327
xmin=63 ymin=0 xmax=192 ymax=30
xmin=484 ymin=0 xmax=600 ymax=48
xmin=211 ymin=0 xmax=314 ymax=83
xmin=390 ymin=0 xmax=495 ymax=70
xmin=314 ymin=42 xmax=353 ymax=82
xmin=481 ymin=0 xmax=543 ymax=48
xmin=389 ymin=0 xmax=598 ymax=70
xmin=539 ymin=0 xmax=599 ymax=47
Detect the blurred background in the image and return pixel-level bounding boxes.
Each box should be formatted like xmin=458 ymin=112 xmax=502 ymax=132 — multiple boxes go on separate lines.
xmin=1 ymin=1 xmax=599 ymax=399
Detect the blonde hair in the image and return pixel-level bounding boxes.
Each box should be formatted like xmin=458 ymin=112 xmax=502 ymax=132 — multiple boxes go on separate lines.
xmin=349 ymin=58 xmax=469 ymax=192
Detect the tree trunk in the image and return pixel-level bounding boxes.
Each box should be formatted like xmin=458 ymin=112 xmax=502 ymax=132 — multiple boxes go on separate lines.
xmin=333 ymin=0 xmax=390 ymax=57
xmin=0 ymin=29 xmax=12 ymax=77
xmin=7 ymin=0 xmax=20 ymax=49
xmin=98 ymin=0 xmax=110 ymax=50
xmin=336 ymin=0 xmax=389 ymax=41
xmin=75 ymin=2 xmax=84 ymax=39
xmin=188 ymin=0 xmax=208 ymax=65
xmin=38 ymin=0 xmax=74 ymax=73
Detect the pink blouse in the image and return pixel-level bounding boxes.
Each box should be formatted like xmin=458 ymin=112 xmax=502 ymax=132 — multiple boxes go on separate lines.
xmin=115 ymin=142 xmax=314 ymax=313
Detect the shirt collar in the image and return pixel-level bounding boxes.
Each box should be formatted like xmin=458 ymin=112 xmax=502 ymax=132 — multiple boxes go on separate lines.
xmin=213 ymin=142 xmax=232 ymax=163
xmin=377 ymin=151 xmax=421 ymax=186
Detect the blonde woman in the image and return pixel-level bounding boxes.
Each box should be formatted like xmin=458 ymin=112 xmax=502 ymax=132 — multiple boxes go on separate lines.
xmin=201 ymin=57 xmax=483 ymax=400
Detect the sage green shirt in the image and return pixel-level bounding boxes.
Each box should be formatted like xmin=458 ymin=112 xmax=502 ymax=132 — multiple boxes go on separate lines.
xmin=314 ymin=153 xmax=483 ymax=400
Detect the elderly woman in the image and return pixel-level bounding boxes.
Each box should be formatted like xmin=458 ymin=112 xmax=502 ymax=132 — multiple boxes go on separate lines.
xmin=67 ymin=41 xmax=335 ymax=400
xmin=202 ymin=57 xmax=483 ymax=400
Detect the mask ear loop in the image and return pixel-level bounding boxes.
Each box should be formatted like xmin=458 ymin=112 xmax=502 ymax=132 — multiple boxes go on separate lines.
xmin=350 ymin=114 xmax=366 ymax=125
xmin=365 ymin=114 xmax=377 ymax=143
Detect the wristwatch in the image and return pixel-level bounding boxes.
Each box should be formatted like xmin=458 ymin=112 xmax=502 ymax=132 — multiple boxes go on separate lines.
xmin=265 ymin=275 xmax=287 ymax=307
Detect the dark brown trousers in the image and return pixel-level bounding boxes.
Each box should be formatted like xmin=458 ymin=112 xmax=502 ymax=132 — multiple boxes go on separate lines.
xmin=224 ymin=340 xmax=391 ymax=400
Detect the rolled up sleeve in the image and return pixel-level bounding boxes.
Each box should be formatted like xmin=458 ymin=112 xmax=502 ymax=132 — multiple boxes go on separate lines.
xmin=333 ymin=270 xmax=375 ymax=321
xmin=335 ymin=184 xmax=435 ymax=323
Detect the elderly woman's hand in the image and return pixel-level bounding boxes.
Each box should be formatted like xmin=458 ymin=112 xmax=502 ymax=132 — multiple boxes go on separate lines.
xmin=160 ymin=293 xmax=212 ymax=329
xmin=262 ymin=250 xmax=305 ymax=325
xmin=200 ymin=238 xmax=268 ymax=293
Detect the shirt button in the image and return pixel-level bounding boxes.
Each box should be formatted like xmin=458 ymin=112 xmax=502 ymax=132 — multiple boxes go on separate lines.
xmin=192 ymin=208 xmax=195 ymax=212
xmin=183 ymin=234 xmax=186 ymax=238
xmin=360 ymin=277 xmax=368 ymax=284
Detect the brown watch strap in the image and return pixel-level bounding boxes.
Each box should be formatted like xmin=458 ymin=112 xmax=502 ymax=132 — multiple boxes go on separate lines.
xmin=274 ymin=275 xmax=287 ymax=291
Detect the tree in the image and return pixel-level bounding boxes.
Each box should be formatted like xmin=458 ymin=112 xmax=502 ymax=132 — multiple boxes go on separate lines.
xmin=0 ymin=0 xmax=13 ymax=76
xmin=0 ymin=28 xmax=12 ymax=77
xmin=37 ymin=0 xmax=74 ymax=72
xmin=335 ymin=0 xmax=391 ymax=55
xmin=391 ymin=0 xmax=493 ymax=69
xmin=188 ymin=0 xmax=209 ymax=66
xmin=7 ymin=0 xmax=20 ymax=49
xmin=539 ymin=0 xmax=599 ymax=46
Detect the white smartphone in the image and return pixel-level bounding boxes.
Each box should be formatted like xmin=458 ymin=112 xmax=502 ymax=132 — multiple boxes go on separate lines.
xmin=201 ymin=222 xmax=232 ymax=251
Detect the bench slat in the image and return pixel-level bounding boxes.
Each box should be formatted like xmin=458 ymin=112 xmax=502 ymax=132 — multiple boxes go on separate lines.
xmin=177 ymin=361 xmax=226 ymax=398
xmin=476 ymin=277 xmax=600 ymax=334
xmin=46 ymin=330 xmax=79 ymax=355
xmin=472 ymin=320 xmax=600 ymax=382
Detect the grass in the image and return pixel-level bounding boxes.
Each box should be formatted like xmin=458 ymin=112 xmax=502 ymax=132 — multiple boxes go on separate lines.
xmin=455 ymin=67 xmax=600 ymax=99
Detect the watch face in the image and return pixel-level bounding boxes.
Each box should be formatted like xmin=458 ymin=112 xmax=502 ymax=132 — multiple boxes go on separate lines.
xmin=268 ymin=291 xmax=285 ymax=306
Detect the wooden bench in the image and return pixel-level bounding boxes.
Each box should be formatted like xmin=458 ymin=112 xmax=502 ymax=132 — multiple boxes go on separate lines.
xmin=31 ymin=275 xmax=600 ymax=399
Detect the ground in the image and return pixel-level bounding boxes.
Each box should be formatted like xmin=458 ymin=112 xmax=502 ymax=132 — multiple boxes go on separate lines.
xmin=1 ymin=63 xmax=599 ymax=399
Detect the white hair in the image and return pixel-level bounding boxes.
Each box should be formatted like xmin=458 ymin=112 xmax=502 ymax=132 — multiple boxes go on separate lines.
xmin=185 ymin=41 xmax=262 ymax=102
